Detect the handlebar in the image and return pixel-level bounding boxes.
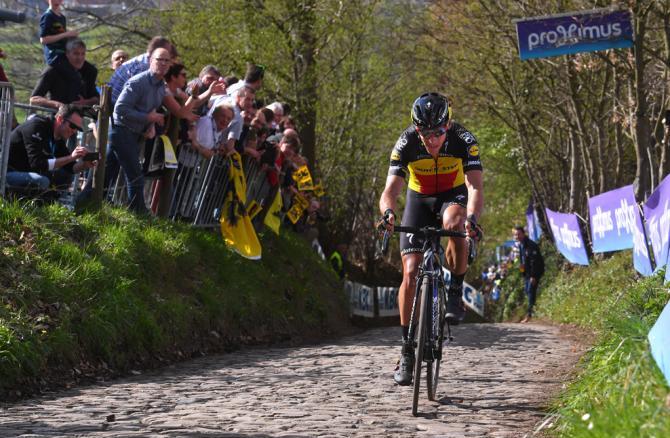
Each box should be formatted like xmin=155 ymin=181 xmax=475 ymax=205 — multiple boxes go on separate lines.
xmin=380 ymin=225 xmax=467 ymax=255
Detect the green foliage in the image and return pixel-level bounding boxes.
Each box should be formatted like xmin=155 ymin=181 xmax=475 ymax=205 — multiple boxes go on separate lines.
xmin=0 ymin=201 xmax=346 ymax=395
xmin=526 ymin=252 xmax=670 ymax=437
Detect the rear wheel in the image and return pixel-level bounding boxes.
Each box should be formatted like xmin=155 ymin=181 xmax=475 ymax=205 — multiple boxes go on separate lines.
xmin=412 ymin=276 xmax=430 ymax=417
xmin=427 ymin=282 xmax=445 ymax=401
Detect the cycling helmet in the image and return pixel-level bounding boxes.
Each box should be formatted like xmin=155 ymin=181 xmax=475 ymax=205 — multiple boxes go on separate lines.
xmin=411 ymin=92 xmax=451 ymax=129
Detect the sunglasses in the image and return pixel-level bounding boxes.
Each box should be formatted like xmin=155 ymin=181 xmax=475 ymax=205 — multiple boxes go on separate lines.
xmin=417 ymin=126 xmax=447 ymax=139
xmin=65 ymin=119 xmax=83 ymax=131
xmin=113 ymin=56 xmax=127 ymax=62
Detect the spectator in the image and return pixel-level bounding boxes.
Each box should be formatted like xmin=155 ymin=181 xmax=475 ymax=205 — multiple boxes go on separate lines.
xmin=186 ymin=65 xmax=221 ymax=97
xmin=0 ymin=48 xmax=8 ymax=82
xmin=279 ymin=115 xmax=296 ymax=132
xmin=110 ymin=49 xmax=128 ymax=71
xmin=30 ymin=38 xmax=99 ymax=110
xmin=189 ymin=103 xmax=234 ymax=159
xmin=512 ymin=225 xmax=545 ymax=323
xmin=109 ymin=36 xmax=177 ymax=106
xmin=107 ymin=47 xmax=172 ymax=213
xmin=265 ymin=101 xmax=284 ymax=132
xmin=165 ymin=63 xmax=189 ymax=101
xmin=108 ymin=37 xmax=197 ymax=122
xmin=6 ymin=104 xmax=94 ymax=192
xmin=225 ymin=63 xmax=265 ymax=96
xmin=210 ymin=86 xmax=255 ymax=154
xmin=0 ymin=48 xmax=18 ymax=129
xmin=223 ymin=75 xmax=239 ymax=88
xmin=329 ymin=243 xmax=348 ymax=280
xmin=39 ymin=0 xmax=78 ymax=65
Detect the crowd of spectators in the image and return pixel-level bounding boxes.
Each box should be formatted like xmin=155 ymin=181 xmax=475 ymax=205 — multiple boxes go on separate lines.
xmin=2 ymin=0 xmax=326 ymax=238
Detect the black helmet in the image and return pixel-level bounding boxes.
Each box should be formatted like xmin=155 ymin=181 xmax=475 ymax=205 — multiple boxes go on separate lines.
xmin=411 ymin=92 xmax=451 ymax=129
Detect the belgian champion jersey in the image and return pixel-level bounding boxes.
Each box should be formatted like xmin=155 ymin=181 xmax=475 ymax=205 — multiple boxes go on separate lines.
xmin=388 ymin=122 xmax=482 ymax=195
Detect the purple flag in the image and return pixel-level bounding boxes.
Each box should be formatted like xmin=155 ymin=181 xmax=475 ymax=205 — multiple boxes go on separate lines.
xmin=545 ymin=208 xmax=589 ymax=265
xmin=526 ymin=200 xmax=542 ymax=242
xmin=633 ymin=203 xmax=654 ymax=276
xmin=643 ymin=174 xmax=670 ymax=271
xmin=588 ymin=185 xmax=636 ymax=253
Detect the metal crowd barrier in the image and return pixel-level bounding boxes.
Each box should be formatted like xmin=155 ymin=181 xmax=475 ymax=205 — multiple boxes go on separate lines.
xmin=168 ymin=145 xmax=275 ymax=228
xmin=0 ymin=82 xmax=14 ymax=196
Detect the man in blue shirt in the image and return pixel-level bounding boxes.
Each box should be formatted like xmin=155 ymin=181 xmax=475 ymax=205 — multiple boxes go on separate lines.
xmin=107 ymin=47 xmax=171 ymax=213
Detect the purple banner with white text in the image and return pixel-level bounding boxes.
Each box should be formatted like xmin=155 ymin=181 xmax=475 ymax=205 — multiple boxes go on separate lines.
xmin=643 ymin=175 xmax=670 ymax=272
xmin=545 ymin=208 xmax=589 ymax=265
xmin=588 ymin=185 xmax=636 ymax=252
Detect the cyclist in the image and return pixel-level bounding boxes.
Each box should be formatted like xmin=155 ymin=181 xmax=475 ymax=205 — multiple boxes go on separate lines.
xmin=379 ymin=92 xmax=483 ymax=386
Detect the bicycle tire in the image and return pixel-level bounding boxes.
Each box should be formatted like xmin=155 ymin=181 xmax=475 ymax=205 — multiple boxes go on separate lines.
xmin=427 ymin=281 xmax=445 ymax=401
xmin=412 ymin=276 xmax=430 ymax=417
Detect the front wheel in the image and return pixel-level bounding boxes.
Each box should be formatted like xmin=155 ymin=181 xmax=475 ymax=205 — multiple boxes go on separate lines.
xmin=412 ymin=276 xmax=430 ymax=416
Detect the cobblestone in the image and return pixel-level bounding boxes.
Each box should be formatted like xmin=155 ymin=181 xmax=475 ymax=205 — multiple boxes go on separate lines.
xmin=0 ymin=323 xmax=580 ymax=437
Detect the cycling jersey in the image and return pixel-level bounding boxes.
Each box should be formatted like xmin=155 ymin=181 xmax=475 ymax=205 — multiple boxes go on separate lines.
xmin=388 ymin=122 xmax=482 ymax=195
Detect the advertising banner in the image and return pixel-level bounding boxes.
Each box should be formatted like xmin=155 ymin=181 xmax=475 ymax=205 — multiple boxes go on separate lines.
xmin=344 ymin=281 xmax=374 ymax=318
xmin=443 ymin=269 xmax=485 ymax=317
xmin=377 ymin=287 xmax=400 ymax=317
xmin=643 ymin=174 xmax=670 ymax=271
xmin=648 ymin=301 xmax=670 ymax=386
xmin=588 ymin=185 xmax=637 ymax=252
xmin=633 ymin=203 xmax=654 ymax=276
xmin=526 ymin=200 xmax=543 ymax=242
xmin=545 ymin=208 xmax=589 ymax=265
xmin=515 ymin=9 xmax=633 ymax=60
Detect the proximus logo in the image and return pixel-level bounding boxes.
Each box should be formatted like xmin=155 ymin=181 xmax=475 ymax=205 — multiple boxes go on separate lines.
xmin=528 ymin=22 xmax=622 ymax=50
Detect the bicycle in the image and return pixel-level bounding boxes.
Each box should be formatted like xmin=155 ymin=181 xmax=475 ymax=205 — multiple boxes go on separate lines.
xmin=381 ymin=224 xmax=470 ymax=416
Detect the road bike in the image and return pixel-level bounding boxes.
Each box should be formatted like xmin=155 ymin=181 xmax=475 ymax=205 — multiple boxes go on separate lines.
xmin=381 ymin=224 xmax=469 ymax=416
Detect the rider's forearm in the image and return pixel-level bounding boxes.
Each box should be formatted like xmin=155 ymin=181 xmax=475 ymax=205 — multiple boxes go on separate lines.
xmin=467 ymin=187 xmax=484 ymax=221
xmin=379 ymin=190 xmax=397 ymax=216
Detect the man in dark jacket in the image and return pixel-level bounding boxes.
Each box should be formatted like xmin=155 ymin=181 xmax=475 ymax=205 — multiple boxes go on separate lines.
xmin=7 ymin=104 xmax=94 ymax=192
xmin=513 ymin=225 xmax=544 ymax=323
xmin=30 ymin=38 xmax=99 ymax=110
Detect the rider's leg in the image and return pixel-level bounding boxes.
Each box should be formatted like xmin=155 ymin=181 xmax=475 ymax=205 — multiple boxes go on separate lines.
xmin=399 ymin=252 xmax=423 ymax=329
xmin=443 ymin=204 xmax=468 ymax=322
xmin=394 ymin=252 xmax=422 ymax=385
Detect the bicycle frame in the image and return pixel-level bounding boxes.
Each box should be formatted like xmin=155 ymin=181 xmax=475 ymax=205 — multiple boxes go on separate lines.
xmin=407 ymin=235 xmax=449 ymax=358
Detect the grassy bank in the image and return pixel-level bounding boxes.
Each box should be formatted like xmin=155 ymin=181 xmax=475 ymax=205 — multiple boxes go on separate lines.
xmin=533 ymin=252 xmax=670 ymax=437
xmin=0 ymin=201 xmax=349 ymax=398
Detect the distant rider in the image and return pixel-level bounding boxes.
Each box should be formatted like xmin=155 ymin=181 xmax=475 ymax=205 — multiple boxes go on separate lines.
xmin=379 ymin=92 xmax=484 ymax=386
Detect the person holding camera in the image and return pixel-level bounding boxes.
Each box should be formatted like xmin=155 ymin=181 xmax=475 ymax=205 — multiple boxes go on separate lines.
xmin=6 ymin=104 xmax=96 ymax=193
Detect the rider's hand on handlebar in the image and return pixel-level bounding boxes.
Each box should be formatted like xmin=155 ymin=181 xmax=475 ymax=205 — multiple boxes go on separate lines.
xmin=465 ymin=214 xmax=483 ymax=242
xmin=382 ymin=208 xmax=395 ymax=232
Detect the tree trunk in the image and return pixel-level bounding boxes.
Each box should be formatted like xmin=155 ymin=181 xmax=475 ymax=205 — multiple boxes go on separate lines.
xmin=290 ymin=0 xmax=318 ymax=169
xmin=632 ymin=5 xmax=653 ymax=199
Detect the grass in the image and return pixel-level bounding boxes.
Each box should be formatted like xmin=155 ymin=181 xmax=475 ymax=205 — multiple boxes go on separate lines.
xmin=0 ymin=200 xmax=347 ymax=397
xmin=530 ymin=252 xmax=670 ymax=437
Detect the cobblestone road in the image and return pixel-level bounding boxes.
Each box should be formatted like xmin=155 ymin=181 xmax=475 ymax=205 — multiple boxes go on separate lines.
xmin=0 ymin=323 xmax=581 ymax=437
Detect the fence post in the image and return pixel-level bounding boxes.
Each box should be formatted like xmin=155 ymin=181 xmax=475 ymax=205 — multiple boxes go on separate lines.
xmin=156 ymin=113 xmax=179 ymax=217
xmin=90 ymin=85 xmax=111 ymax=209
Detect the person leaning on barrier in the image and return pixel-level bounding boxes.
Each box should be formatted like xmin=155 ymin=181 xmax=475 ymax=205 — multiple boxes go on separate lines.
xmin=30 ymin=38 xmax=99 ymax=110
xmin=188 ymin=103 xmax=234 ymax=159
xmin=512 ymin=225 xmax=545 ymax=323
xmin=224 ymin=63 xmax=265 ymax=97
xmin=209 ymin=86 xmax=256 ymax=154
xmin=6 ymin=104 xmax=95 ymax=193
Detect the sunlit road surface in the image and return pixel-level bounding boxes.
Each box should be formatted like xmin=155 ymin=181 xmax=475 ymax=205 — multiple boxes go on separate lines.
xmin=0 ymin=323 xmax=580 ymax=437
